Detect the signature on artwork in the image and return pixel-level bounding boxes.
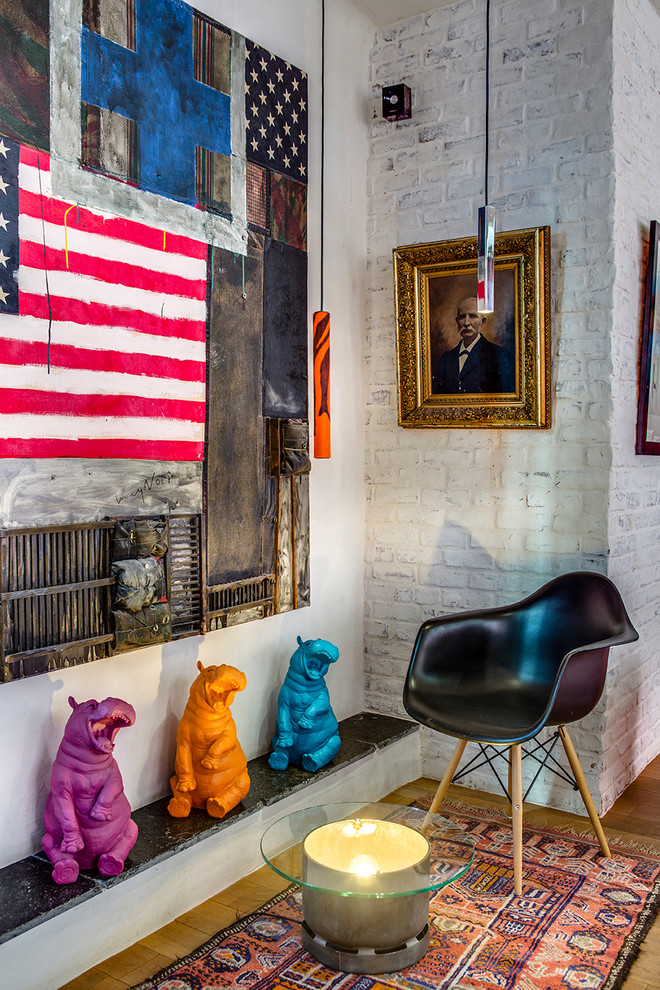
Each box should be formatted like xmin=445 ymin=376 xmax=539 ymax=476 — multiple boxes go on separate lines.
xmin=115 ymin=471 xmax=175 ymax=505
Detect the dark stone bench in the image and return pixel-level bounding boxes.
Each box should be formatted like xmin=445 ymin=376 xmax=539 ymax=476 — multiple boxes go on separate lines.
xmin=0 ymin=712 xmax=418 ymax=945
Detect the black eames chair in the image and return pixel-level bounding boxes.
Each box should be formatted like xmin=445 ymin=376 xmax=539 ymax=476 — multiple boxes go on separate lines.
xmin=403 ymin=572 xmax=638 ymax=895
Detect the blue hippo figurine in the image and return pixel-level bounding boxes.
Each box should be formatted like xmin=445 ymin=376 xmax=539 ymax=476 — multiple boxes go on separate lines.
xmin=269 ymin=636 xmax=340 ymax=772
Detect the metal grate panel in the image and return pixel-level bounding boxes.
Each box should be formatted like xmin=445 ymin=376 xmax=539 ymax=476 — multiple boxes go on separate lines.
xmin=168 ymin=514 xmax=203 ymax=638
xmin=206 ymin=574 xmax=275 ymax=630
xmin=0 ymin=523 xmax=114 ymax=682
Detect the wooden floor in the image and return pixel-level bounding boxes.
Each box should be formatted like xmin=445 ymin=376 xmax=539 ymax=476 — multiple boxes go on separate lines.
xmin=60 ymin=754 xmax=660 ymax=990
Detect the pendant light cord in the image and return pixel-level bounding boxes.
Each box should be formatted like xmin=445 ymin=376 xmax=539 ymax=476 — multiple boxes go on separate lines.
xmin=320 ymin=0 xmax=325 ymax=311
xmin=484 ymin=0 xmax=490 ymax=205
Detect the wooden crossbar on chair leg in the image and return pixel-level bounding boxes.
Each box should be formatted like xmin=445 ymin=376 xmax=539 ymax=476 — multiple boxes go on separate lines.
xmin=558 ymin=725 xmax=611 ymax=858
xmin=422 ymin=738 xmax=467 ymax=833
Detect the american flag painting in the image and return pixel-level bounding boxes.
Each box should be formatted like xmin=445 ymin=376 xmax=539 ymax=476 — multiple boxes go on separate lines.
xmin=0 ymin=138 xmax=207 ymax=460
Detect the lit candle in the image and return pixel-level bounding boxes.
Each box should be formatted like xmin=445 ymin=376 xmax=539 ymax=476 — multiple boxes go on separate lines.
xmin=303 ymin=818 xmax=430 ymax=893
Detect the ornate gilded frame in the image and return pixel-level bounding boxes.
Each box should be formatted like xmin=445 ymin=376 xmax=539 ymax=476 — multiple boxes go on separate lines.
xmin=636 ymin=220 xmax=660 ymax=454
xmin=393 ymin=226 xmax=551 ymax=428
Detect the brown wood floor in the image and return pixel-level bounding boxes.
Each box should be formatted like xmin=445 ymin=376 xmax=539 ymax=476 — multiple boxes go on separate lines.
xmin=59 ymin=755 xmax=660 ymax=990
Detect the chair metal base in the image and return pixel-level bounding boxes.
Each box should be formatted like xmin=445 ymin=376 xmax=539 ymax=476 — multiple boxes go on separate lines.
xmin=428 ymin=726 xmax=610 ymax=896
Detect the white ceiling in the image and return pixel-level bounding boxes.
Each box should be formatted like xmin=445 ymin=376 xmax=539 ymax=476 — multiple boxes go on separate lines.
xmin=347 ymin=0 xmax=454 ymax=27
xmin=350 ymin=0 xmax=660 ymax=26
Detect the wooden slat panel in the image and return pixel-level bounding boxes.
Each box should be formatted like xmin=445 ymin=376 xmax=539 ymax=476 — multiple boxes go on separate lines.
xmin=0 ymin=522 xmax=114 ymax=682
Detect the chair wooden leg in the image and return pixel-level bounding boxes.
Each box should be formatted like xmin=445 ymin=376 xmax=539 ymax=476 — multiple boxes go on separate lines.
xmin=558 ymin=725 xmax=611 ymax=858
xmin=422 ymin=738 xmax=467 ymax=833
xmin=510 ymin=743 xmax=523 ymax=896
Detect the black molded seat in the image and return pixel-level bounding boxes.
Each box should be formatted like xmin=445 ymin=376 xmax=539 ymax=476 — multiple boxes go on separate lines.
xmin=403 ymin=572 xmax=638 ymax=894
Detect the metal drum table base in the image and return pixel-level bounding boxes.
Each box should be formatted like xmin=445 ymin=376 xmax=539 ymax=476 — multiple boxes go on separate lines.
xmin=301 ymin=885 xmax=431 ymax=973
xmin=301 ymin=920 xmax=430 ymax=974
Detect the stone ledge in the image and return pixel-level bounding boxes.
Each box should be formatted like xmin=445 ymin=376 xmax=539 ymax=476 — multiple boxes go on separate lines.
xmin=0 ymin=712 xmax=418 ymax=946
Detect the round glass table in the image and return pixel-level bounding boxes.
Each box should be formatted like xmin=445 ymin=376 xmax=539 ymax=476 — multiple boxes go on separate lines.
xmin=261 ymin=801 xmax=474 ymax=974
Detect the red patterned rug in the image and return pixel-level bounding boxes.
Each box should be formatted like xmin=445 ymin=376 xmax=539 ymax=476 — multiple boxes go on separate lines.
xmin=131 ymin=804 xmax=660 ymax=990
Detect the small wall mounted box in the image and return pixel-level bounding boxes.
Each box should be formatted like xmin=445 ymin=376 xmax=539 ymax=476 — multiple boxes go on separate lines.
xmin=382 ymin=84 xmax=411 ymax=121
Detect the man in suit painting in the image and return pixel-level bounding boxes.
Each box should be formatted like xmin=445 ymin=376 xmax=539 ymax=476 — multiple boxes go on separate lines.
xmin=431 ymin=297 xmax=515 ymax=394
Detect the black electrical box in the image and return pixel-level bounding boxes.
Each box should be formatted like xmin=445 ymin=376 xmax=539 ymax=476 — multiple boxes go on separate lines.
xmin=382 ymin=84 xmax=411 ymax=121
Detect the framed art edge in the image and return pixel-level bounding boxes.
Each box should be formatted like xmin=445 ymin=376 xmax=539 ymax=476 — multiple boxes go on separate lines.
xmin=636 ymin=220 xmax=660 ymax=455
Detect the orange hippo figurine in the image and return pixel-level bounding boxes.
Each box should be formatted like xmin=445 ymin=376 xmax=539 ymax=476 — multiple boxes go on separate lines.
xmin=168 ymin=662 xmax=250 ymax=819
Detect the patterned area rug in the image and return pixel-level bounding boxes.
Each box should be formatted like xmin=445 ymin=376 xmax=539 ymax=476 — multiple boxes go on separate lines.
xmin=131 ymin=804 xmax=660 ymax=990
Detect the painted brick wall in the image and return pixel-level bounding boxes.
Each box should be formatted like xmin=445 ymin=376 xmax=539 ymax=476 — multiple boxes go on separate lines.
xmin=364 ymin=0 xmax=657 ymax=814
xmin=602 ymin=0 xmax=660 ymax=810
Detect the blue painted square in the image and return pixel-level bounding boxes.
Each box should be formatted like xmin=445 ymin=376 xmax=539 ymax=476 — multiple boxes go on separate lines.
xmin=81 ymin=0 xmax=231 ymax=207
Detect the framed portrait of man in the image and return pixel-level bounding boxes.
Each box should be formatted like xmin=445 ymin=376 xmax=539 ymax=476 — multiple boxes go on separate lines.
xmin=393 ymin=226 xmax=551 ymax=429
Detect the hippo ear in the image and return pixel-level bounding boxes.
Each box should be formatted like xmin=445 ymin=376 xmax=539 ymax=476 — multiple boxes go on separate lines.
xmin=68 ymin=696 xmax=77 ymax=710
xmin=297 ymin=635 xmax=303 ymax=646
xmin=197 ymin=660 xmax=205 ymax=673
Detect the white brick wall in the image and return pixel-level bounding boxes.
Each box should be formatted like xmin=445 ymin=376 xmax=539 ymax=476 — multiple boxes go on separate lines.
xmin=364 ymin=0 xmax=658 ymax=814
xmin=603 ymin=0 xmax=660 ymax=811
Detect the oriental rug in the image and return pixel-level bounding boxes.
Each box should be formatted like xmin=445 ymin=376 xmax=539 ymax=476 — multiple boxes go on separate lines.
xmin=131 ymin=804 xmax=660 ymax=990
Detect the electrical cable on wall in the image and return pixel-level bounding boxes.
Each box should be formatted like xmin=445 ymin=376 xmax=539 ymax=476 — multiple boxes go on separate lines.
xmin=485 ymin=0 xmax=490 ymax=208
xmin=477 ymin=0 xmax=495 ymax=314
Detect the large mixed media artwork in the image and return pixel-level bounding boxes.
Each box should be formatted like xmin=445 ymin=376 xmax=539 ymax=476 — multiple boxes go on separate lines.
xmin=0 ymin=0 xmax=310 ymax=682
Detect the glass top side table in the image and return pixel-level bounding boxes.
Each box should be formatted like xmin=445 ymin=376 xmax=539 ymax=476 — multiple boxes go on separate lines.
xmin=261 ymin=801 xmax=474 ymax=974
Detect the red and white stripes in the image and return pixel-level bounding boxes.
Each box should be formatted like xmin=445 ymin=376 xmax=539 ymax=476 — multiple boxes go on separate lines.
xmin=0 ymin=145 xmax=208 ymax=460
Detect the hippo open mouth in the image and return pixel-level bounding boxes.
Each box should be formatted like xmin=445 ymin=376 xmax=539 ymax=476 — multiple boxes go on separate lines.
xmin=304 ymin=652 xmax=332 ymax=679
xmin=206 ymin=688 xmax=233 ymax=707
xmin=89 ymin=710 xmax=135 ymax=753
xmin=296 ymin=638 xmax=340 ymax=681
xmin=200 ymin=666 xmax=247 ymax=709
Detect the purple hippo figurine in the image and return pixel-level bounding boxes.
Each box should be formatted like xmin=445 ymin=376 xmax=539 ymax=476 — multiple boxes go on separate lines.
xmin=42 ymin=696 xmax=138 ymax=884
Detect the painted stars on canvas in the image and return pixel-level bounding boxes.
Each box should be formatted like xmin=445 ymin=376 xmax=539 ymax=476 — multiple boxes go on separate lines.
xmin=245 ymin=42 xmax=308 ymax=184
xmin=0 ymin=138 xmax=19 ymax=313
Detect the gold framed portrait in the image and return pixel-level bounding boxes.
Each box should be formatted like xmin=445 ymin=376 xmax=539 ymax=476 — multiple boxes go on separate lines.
xmin=393 ymin=226 xmax=551 ymax=429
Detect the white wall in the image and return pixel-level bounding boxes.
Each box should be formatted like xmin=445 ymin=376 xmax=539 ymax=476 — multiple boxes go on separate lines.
xmin=4 ymin=736 xmax=421 ymax=990
xmin=363 ymin=0 xmax=658 ymax=814
xmin=604 ymin=0 xmax=660 ymax=809
xmin=0 ymin=0 xmax=372 ymax=871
